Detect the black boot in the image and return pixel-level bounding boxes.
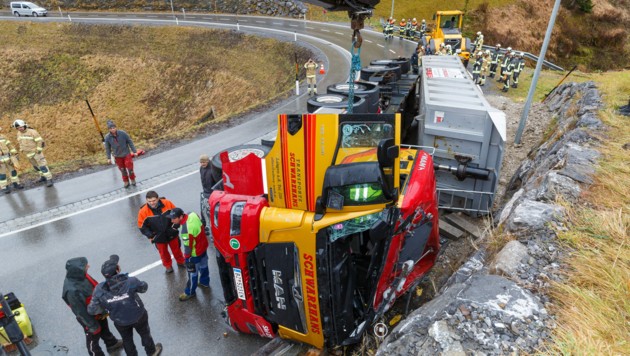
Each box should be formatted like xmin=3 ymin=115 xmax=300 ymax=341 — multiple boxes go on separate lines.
xmin=38 ymin=176 xmax=47 ymax=183
xmin=2 ymin=186 xmax=10 ymax=194
xmin=46 ymin=179 xmax=54 ymax=187
xmin=13 ymin=182 xmax=24 ymax=189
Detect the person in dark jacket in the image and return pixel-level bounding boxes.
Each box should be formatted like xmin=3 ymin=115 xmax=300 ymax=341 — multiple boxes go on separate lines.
xmin=62 ymin=257 xmax=123 ymax=356
xmin=104 ymin=120 xmax=138 ymax=188
xmin=137 ymin=190 xmax=185 ymax=273
xmin=88 ymin=255 xmax=162 ymax=356
xmin=199 ymin=154 xmax=215 ymax=236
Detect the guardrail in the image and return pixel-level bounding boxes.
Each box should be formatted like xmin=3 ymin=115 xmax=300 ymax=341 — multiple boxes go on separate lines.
xmin=480 ymin=45 xmax=564 ymax=71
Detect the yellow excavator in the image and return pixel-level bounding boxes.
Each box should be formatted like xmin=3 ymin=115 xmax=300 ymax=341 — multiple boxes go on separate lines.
xmin=421 ymin=10 xmax=473 ymax=66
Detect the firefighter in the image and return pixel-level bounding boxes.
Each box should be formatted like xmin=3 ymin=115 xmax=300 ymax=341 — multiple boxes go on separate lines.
xmin=502 ymin=51 xmax=515 ymax=92
xmin=480 ymin=50 xmax=491 ymax=86
xmin=446 ymin=44 xmax=453 ymax=55
xmin=473 ymin=31 xmax=484 ymax=53
xmin=399 ymin=18 xmax=407 ymax=39
xmin=498 ymin=46 xmax=512 ymax=81
xmin=409 ymin=18 xmax=418 ymax=39
xmin=0 ymin=127 xmax=24 ymax=194
xmin=405 ymin=18 xmax=413 ymax=38
xmin=472 ymin=52 xmax=482 ymax=84
xmin=512 ymin=52 xmax=525 ymax=88
xmin=384 ymin=18 xmax=394 ymax=40
xmin=489 ymin=44 xmax=502 ymax=78
xmin=304 ymin=58 xmax=318 ymax=95
xmin=13 ymin=119 xmax=53 ymax=187
xmin=437 ymin=43 xmax=447 ymax=55
xmin=420 ymin=19 xmax=427 ymax=36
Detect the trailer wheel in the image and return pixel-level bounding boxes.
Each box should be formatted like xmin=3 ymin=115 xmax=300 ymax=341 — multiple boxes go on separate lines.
xmin=360 ymin=64 xmax=402 ymax=81
xmin=211 ymin=144 xmax=271 ymax=182
xmin=306 ymin=94 xmax=368 ymax=113
xmin=326 ymin=82 xmax=380 ymax=113
xmin=370 ymin=58 xmax=411 ymax=74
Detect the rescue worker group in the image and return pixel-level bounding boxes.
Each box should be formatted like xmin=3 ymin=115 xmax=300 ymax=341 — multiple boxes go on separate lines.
xmin=384 ymin=17 xmax=526 ymax=92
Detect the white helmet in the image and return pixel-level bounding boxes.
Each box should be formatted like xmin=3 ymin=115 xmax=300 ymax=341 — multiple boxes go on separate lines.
xmin=507 ymin=47 xmax=512 ymax=51
xmin=402 ymin=18 xmax=406 ymax=22
xmin=519 ymin=52 xmax=525 ymax=58
xmin=485 ymin=49 xmax=491 ymax=55
xmin=496 ymin=43 xmax=501 ymax=48
xmin=422 ymin=19 xmax=426 ymax=23
xmin=13 ymin=119 xmax=26 ymax=128
xmin=477 ymin=31 xmax=482 ymax=36
xmin=446 ymin=44 xmax=452 ymax=50
xmin=440 ymin=43 xmax=445 ymax=48
xmin=413 ymin=18 xmax=417 ymax=21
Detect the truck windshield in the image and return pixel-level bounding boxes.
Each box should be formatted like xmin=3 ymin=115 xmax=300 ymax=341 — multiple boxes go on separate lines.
xmin=340 ymin=122 xmax=393 ymax=149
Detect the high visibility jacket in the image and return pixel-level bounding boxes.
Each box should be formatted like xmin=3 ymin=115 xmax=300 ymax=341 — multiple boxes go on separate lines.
xmin=0 ymin=134 xmax=18 ymax=157
xmin=16 ymin=127 xmax=44 ymax=155
xmin=304 ymin=61 xmax=318 ymax=78
xmin=504 ymin=60 xmax=515 ymax=76
xmin=178 ymin=212 xmax=209 ymax=258
xmin=491 ymin=50 xmax=502 ymax=64
xmin=399 ymin=21 xmax=406 ymax=28
xmin=481 ymin=56 xmax=490 ymax=72
xmin=500 ymin=55 xmax=511 ymax=69
xmin=513 ymin=58 xmax=525 ymax=73
xmin=411 ymin=21 xmax=418 ymax=28
xmin=472 ymin=59 xmax=482 ymax=74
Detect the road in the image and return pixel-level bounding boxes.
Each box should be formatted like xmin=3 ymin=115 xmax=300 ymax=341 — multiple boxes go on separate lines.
xmin=0 ymin=11 xmax=416 ymax=355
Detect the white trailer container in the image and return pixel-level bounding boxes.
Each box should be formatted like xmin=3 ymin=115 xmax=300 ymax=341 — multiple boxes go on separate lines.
xmin=415 ymin=55 xmax=506 ymax=215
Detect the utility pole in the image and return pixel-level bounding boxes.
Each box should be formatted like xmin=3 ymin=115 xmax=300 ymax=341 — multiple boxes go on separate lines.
xmin=390 ymin=0 xmax=394 ymax=19
xmin=515 ymin=0 xmax=561 ymax=144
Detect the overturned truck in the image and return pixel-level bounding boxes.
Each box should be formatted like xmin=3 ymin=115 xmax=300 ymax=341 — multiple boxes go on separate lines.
xmin=208 ymin=54 xmax=505 ymax=348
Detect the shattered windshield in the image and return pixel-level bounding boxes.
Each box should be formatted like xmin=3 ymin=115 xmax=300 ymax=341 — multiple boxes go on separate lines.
xmin=327 ymin=211 xmax=382 ymax=243
xmin=340 ymin=122 xmax=393 ymax=149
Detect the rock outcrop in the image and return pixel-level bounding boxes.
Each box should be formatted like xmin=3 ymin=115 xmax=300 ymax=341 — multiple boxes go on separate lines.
xmin=378 ymin=81 xmax=605 ymax=355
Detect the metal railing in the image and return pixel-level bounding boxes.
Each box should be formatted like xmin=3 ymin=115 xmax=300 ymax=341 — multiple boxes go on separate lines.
xmin=436 ymin=188 xmax=494 ymax=215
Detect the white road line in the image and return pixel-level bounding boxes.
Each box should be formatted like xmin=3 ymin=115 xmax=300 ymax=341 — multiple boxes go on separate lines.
xmin=334 ymin=31 xmax=343 ymax=35
xmin=306 ymin=26 xmax=314 ymax=29
xmin=130 ymin=259 xmax=165 ymax=277
xmin=289 ymin=24 xmax=298 ymax=27
xmin=321 ymin=29 xmax=329 ymax=32
xmin=365 ymin=39 xmax=372 ymax=43
xmin=220 ymin=18 xmax=230 ymax=21
xmin=147 ymin=15 xmax=158 ymax=18
xmin=240 ymin=19 xmax=248 ymax=22
xmin=377 ymin=44 xmax=384 ymax=48
xmin=255 ymin=20 xmax=265 ymax=24
xmin=202 ymin=17 xmax=213 ymax=20
xmin=389 ymin=49 xmax=396 ymax=54
xmin=0 ymin=170 xmax=198 ymax=239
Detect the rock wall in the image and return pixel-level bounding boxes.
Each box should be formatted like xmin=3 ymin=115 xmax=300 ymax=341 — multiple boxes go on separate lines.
xmin=377 ymin=81 xmax=605 ymax=355
xmin=28 ymin=0 xmax=308 ymax=18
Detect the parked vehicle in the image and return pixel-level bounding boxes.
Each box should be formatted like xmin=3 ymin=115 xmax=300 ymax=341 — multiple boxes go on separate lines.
xmin=10 ymin=1 xmax=47 ymax=17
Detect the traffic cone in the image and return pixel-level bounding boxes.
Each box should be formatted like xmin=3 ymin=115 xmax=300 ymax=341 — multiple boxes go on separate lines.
xmin=319 ymin=64 xmax=326 ymax=75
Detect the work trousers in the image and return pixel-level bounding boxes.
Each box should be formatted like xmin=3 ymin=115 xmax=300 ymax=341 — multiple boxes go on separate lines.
xmin=184 ymin=252 xmax=210 ymax=296
xmin=114 ymin=154 xmax=135 ymax=182
xmin=306 ymin=76 xmax=317 ymax=94
xmin=114 ymin=311 xmax=156 ymax=356
xmin=26 ymin=152 xmax=52 ymax=180
xmin=155 ymin=238 xmax=185 ymax=269
xmin=82 ymin=317 xmax=119 ymax=356
xmin=0 ymin=160 xmax=20 ymax=189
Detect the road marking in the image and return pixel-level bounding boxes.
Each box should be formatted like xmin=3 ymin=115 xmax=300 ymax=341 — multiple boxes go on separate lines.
xmin=130 ymin=259 xmax=166 ymax=277
xmin=389 ymin=49 xmax=396 ymax=54
xmin=306 ymin=26 xmax=314 ymax=29
xmin=289 ymin=24 xmax=298 ymax=27
xmin=377 ymin=44 xmax=384 ymax=48
xmin=273 ymin=22 xmax=282 ymax=25
xmin=321 ymin=29 xmax=329 ymax=32
xmin=202 ymin=17 xmax=213 ymax=20
xmin=365 ymin=39 xmax=372 ymax=43
xmin=334 ymin=31 xmax=343 ymax=35
xmin=147 ymin=15 xmax=157 ymax=18
xmin=220 ymin=18 xmax=230 ymax=21
xmin=255 ymin=20 xmax=265 ymax=24
xmin=0 ymin=170 xmax=198 ymax=239
xmin=239 ymin=19 xmax=248 ymax=22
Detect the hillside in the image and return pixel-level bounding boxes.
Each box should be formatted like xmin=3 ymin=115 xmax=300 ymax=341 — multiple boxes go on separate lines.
xmin=0 ymin=22 xmax=310 ymax=176
xmin=371 ymin=0 xmax=630 ymax=71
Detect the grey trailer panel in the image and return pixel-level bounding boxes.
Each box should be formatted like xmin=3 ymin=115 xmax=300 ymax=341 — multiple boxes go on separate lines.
xmin=417 ymin=55 xmax=506 ymax=215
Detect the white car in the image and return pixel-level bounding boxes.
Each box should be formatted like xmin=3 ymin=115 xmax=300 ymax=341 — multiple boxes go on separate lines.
xmin=10 ymin=2 xmax=47 ymax=17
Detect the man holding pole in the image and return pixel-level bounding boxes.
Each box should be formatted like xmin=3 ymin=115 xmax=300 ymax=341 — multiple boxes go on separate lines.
xmin=104 ymin=120 xmax=138 ymax=188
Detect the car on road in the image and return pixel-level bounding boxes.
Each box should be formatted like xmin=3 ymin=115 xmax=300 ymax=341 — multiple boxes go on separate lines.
xmin=10 ymin=1 xmax=47 ymax=17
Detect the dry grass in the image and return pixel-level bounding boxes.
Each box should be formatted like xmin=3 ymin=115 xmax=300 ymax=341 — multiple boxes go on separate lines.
xmin=0 ymin=22 xmax=311 ymax=177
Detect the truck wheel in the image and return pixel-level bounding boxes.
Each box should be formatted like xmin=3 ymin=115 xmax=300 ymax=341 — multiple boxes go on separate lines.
xmin=327 ymin=82 xmax=380 ymax=113
xmin=14 ymin=11 xmax=20 ymax=17
xmin=370 ymin=58 xmax=411 ymax=74
xmin=211 ymin=144 xmax=271 ymax=183
xmin=306 ymin=94 xmax=368 ymax=113
xmin=360 ymin=64 xmax=402 ymax=81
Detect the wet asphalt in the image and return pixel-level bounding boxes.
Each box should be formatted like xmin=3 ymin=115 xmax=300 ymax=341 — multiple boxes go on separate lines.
xmin=0 ymin=12 xmax=416 ymax=355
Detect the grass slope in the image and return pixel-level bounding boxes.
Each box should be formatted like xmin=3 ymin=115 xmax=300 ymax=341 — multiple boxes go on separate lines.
xmin=0 ymin=22 xmax=310 ymax=175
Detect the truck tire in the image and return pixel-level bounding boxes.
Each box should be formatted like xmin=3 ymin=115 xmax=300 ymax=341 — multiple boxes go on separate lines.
xmin=306 ymin=94 xmax=368 ymax=114
xmin=211 ymin=144 xmax=271 ymax=183
xmin=360 ymin=64 xmax=402 ymax=81
xmin=370 ymin=58 xmax=411 ymax=74
xmin=326 ymin=82 xmax=380 ymax=113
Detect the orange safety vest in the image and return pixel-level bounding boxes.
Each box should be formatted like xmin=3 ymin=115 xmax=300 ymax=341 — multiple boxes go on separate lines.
xmin=399 ymin=21 xmax=406 ymax=27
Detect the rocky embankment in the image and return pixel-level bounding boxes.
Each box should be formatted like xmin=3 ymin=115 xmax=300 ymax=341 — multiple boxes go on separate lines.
xmin=377 ymin=81 xmax=605 ymax=355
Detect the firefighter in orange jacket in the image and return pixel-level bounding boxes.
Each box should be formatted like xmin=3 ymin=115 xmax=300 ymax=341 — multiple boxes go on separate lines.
xmin=399 ymin=19 xmax=407 ymax=38
xmin=137 ymin=190 xmax=185 ymax=273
